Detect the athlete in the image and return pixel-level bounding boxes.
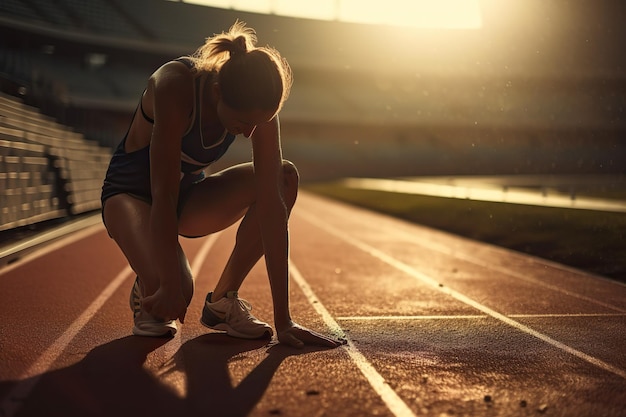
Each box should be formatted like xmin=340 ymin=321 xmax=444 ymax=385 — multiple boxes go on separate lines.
xmin=101 ymin=21 xmax=340 ymax=348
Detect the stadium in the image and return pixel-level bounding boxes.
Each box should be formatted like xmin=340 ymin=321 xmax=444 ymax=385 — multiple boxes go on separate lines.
xmin=1 ymin=3 xmax=625 ymax=416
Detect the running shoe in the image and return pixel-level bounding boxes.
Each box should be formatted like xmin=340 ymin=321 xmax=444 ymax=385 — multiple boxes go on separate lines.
xmin=129 ymin=276 xmax=177 ymax=337
xmin=200 ymin=291 xmax=273 ymax=339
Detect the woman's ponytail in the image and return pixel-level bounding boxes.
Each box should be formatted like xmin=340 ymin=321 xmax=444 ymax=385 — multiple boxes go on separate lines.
xmin=191 ymin=20 xmax=256 ymax=70
xmin=188 ymin=20 xmax=292 ymax=113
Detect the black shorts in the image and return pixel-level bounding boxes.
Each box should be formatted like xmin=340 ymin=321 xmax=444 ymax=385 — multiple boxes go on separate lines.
xmin=101 ymin=170 xmax=206 ymax=236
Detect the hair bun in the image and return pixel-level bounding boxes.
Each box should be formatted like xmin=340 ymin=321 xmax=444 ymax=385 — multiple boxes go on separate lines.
xmin=230 ymin=35 xmax=248 ymax=57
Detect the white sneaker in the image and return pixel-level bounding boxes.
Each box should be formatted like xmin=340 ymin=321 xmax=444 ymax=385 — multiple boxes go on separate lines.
xmin=129 ymin=277 xmax=177 ymax=337
xmin=200 ymin=291 xmax=273 ymax=339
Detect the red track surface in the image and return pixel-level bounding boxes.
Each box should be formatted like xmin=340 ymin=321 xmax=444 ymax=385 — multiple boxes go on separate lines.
xmin=1 ymin=192 xmax=625 ymax=417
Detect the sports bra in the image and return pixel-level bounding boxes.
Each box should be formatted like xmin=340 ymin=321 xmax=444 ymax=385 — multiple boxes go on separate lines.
xmin=139 ymin=57 xmax=236 ymax=174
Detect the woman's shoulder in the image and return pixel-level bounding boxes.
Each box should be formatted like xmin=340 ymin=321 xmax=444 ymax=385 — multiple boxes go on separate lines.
xmin=152 ymin=60 xmax=194 ymax=83
xmin=148 ymin=60 xmax=196 ymax=99
xmin=145 ymin=60 xmax=196 ymax=118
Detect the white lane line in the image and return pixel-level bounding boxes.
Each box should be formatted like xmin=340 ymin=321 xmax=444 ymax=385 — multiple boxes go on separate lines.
xmin=0 ymin=265 xmax=133 ymax=417
xmin=151 ymin=233 xmax=221 ymax=397
xmin=509 ymin=313 xmax=626 ymax=318
xmin=337 ymin=313 xmax=626 ymax=321
xmin=338 ymin=315 xmax=488 ymax=321
xmin=289 ymin=261 xmax=417 ymax=417
xmin=190 ymin=234 xmax=221 ymax=277
xmin=299 ymin=211 xmax=626 ymax=381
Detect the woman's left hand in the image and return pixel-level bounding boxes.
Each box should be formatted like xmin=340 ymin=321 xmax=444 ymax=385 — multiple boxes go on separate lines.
xmin=277 ymin=321 xmax=345 ymax=349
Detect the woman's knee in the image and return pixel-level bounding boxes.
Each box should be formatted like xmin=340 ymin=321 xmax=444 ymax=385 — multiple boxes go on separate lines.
xmin=282 ymin=160 xmax=299 ymax=206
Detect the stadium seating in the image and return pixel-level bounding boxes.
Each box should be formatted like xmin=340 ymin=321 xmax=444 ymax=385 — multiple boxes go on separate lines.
xmin=0 ymin=93 xmax=111 ymax=231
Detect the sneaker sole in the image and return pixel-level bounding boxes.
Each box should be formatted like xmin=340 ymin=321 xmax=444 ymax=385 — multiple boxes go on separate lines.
xmin=199 ymin=317 xmax=272 ymax=339
xmin=133 ymin=322 xmax=178 ymax=337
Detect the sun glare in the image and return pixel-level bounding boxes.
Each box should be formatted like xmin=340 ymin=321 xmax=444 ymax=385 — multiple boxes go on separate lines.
xmin=179 ymin=0 xmax=483 ymax=29
xmin=339 ymin=0 xmax=482 ymax=29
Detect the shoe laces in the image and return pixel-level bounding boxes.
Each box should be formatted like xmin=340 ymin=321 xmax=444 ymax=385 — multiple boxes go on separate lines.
xmin=225 ymin=297 xmax=255 ymax=323
xmin=131 ymin=279 xmax=142 ymax=318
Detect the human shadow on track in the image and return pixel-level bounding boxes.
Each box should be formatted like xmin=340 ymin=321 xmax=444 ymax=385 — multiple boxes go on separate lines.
xmin=4 ymin=334 xmax=330 ymax=417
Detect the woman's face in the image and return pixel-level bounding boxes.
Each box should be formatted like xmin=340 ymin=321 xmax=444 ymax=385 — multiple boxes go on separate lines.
xmin=217 ymin=102 xmax=276 ymax=138
xmin=211 ymin=82 xmax=275 ymax=137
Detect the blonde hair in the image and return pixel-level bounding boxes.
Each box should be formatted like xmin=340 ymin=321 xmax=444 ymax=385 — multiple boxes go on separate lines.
xmin=189 ymin=21 xmax=292 ymax=113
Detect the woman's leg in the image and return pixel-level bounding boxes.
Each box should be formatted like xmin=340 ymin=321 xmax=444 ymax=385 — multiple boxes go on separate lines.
xmin=177 ymin=160 xmax=299 ymax=299
xmin=103 ymin=194 xmax=194 ymax=303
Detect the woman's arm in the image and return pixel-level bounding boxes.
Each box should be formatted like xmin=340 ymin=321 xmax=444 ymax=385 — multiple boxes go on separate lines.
xmin=141 ymin=62 xmax=193 ymax=322
xmin=250 ymin=117 xmax=290 ymax=326
xmin=251 ymin=116 xmax=341 ymax=348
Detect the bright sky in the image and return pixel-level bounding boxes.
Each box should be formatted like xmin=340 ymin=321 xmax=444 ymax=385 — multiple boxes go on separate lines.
xmin=178 ymin=0 xmax=483 ymax=29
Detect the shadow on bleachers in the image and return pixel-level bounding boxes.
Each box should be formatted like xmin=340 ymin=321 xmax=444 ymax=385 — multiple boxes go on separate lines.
xmin=0 ymin=92 xmax=110 ymax=231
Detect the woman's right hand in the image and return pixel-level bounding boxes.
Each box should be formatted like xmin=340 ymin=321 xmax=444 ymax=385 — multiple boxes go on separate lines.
xmin=277 ymin=321 xmax=345 ymax=349
xmin=141 ymin=286 xmax=188 ymax=323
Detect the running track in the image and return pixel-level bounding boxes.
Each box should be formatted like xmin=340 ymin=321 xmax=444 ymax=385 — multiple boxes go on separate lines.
xmin=1 ymin=192 xmax=625 ymax=417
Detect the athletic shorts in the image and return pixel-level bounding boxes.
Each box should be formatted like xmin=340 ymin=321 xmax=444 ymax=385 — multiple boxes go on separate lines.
xmin=101 ymin=142 xmax=206 ymax=234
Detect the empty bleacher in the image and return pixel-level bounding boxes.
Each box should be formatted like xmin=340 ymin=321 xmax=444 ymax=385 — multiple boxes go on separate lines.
xmin=0 ymin=93 xmax=111 ymax=231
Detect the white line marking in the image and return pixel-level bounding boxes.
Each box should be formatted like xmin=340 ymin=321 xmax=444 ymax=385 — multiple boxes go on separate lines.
xmin=0 ymin=265 xmax=133 ymax=417
xmin=289 ymin=261 xmax=417 ymax=417
xmin=190 ymin=234 xmax=221 ymax=277
xmin=300 ymin=211 xmax=626 ymax=380
xmin=508 ymin=313 xmax=626 ymax=318
xmin=338 ymin=315 xmax=488 ymax=321
xmin=337 ymin=313 xmax=626 ymax=321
